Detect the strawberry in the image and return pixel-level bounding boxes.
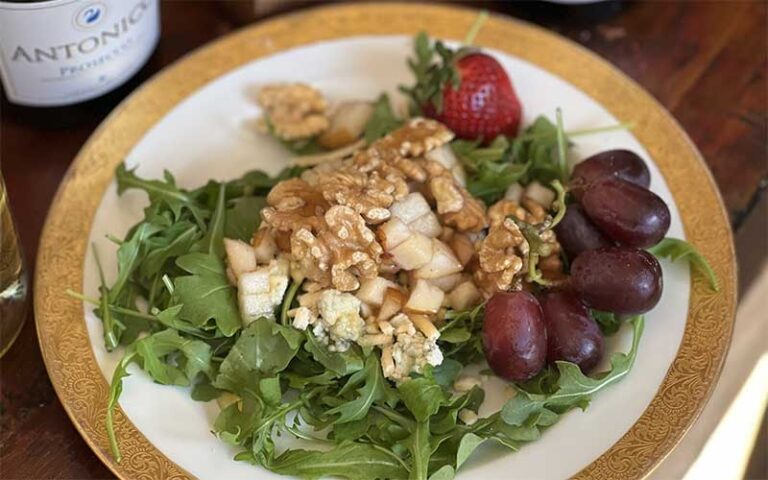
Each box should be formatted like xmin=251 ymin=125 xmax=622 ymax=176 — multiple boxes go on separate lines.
xmin=400 ymin=33 xmax=523 ymax=142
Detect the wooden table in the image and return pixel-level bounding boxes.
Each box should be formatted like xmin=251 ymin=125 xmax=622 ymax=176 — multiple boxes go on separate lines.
xmin=1 ymin=1 xmax=765 ymax=478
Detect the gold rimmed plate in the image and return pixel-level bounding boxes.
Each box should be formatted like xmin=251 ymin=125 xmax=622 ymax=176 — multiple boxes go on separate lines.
xmin=35 ymin=3 xmax=736 ymax=479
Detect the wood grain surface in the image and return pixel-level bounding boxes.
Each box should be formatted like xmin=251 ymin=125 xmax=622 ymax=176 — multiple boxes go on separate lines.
xmin=1 ymin=1 xmax=765 ymax=479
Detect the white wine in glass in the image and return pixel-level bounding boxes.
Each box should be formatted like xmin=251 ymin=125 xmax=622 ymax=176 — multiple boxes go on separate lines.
xmin=0 ymin=175 xmax=27 ymax=358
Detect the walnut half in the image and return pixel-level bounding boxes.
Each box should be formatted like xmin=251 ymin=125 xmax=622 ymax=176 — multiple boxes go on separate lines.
xmin=257 ymin=83 xmax=329 ymax=140
xmin=474 ymin=218 xmax=527 ymax=295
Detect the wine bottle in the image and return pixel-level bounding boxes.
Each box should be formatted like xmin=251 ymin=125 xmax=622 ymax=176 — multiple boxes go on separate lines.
xmin=0 ymin=0 xmax=160 ymax=109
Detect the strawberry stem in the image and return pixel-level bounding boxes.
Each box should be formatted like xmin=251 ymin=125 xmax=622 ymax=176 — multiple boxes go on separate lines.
xmin=463 ymin=10 xmax=489 ymax=45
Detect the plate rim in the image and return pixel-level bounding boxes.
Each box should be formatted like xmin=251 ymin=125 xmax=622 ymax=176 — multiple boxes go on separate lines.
xmin=34 ymin=3 xmax=737 ymax=479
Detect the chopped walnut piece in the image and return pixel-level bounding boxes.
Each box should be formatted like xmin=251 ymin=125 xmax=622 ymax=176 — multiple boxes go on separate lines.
xmin=290 ymin=228 xmax=333 ymax=286
xmin=521 ymin=196 xmax=549 ymax=224
xmin=289 ymin=206 xmax=384 ymax=291
xmin=352 ymin=118 xmax=453 ymax=184
xmin=261 ymin=178 xmax=328 ymax=235
xmin=423 ymin=159 xmax=486 ymax=232
xmin=487 ymin=200 xmax=529 ymax=227
xmin=474 ymin=218 xmax=528 ymax=295
xmin=315 ymin=168 xmax=401 ymax=224
xmin=487 ymin=197 xmax=550 ymax=227
xmin=430 ymin=176 xmax=463 ymax=214
xmin=257 ymin=83 xmax=329 ymax=140
xmin=380 ymin=118 xmax=454 ymax=157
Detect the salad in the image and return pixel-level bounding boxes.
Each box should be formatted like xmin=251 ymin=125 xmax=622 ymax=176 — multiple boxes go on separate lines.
xmin=80 ymin=17 xmax=719 ymax=480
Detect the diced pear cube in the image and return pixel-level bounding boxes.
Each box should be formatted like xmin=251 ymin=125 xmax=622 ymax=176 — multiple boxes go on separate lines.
xmin=415 ymin=239 xmax=463 ymax=279
xmin=389 ymin=192 xmax=431 ymax=225
xmin=378 ymin=287 xmax=407 ymax=321
xmin=390 ymin=233 xmax=434 ymax=270
xmin=356 ymin=276 xmax=398 ymax=306
xmin=239 ymin=293 xmax=274 ymax=324
xmin=224 ymin=238 xmax=257 ymax=278
xmin=447 ymin=281 xmax=482 ymax=311
xmin=449 ymin=233 xmax=475 ymax=267
xmin=427 ymin=272 xmax=464 ymax=292
xmin=524 ymin=181 xmax=556 ymax=209
xmin=317 ymin=101 xmax=374 ymax=149
xmin=378 ymin=217 xmax=412 ymax=251
xmin=504 ymin=183 xmax=524 ymax=202
xmin=409 ymin=211 xmax=442 ymax=238
xmin=405 ymin=279 xmax=444 ymax=314
xmin=238 ymin=269 xmax=270 ymax=295
xmin=425 ymin=144 xmax=458 ymax=169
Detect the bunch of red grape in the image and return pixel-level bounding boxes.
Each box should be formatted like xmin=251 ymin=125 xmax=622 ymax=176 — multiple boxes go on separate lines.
xmin=483 ymin=150 xmax=671 ymax=382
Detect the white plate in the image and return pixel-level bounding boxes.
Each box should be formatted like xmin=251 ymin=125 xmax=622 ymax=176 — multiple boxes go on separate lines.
xmin=80 ymin=36 xmax=689 ymax=480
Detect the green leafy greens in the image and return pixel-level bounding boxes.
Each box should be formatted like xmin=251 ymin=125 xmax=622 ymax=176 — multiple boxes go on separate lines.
xmin=451 ymin=116 xmax=570 ymax=205
xmin=364 ymin=93 xmax=404 ymax=144
xmin=90 ymin=162 xmax=647 ymax=478
xmin=649 ymin=237 xmax=719 ymax=291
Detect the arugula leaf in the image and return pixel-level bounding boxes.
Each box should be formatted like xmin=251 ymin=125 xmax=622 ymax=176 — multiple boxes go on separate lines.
xmin=93 ymin=247 xmax=121 ymax=351
xmin=264 ymin=442 xmax=409 ymax=480
xmin=109 ymin=222 xmax=163 ymax=303
xmin=407 ymin=419 xmax=431 ymax=480
xmin=398 ymin=377 xmax=445 ymax=422
xmin=518 ymin=116 xmax=564 ymax=185
xmin=259 ymin=376 xmax=283 ymax=406
xmin=440 ymin=304 xmax=485 ymax=364
xmin=364 ymin=93 xmax=403 ymax=144
xmin=554 ymin=108 xmax=568 ymax=182
xmin=139 ymin=222 xmax=199 ymax=280
xmin=222 ymin=167 xmax=306 ymax=198
xmin=649 ymin=237 xmax=719 ymax=291
xmin=304 ymin=333 xmax=364 ymax=377
xmin=174 ymin=252 xmax=240 ymax=336
xmin=214 ymin=318 xmax=303 ymax=392
xmin=430 ymin=387 xmax=484 ymax=435
xmin=428 ymin=465 xmax=455 ymax=480
xmin=502 ymin=316 xmax=644 ymax=426
xmin=195 ymin=182 xmax=227 ymax=257
xmin=191 ymin=377 xmax=223 ymax=402
xmin=328 ymin=355 xmax=394 ymax=424
xmin=224 ymin=196 xmax=266 ymax=242
xmin=451 ymin=137 xmax=509 ymax=171
xmin=333 ymin=415 xmax=373 ymax=441
xmin=466 ymin=160 xmax=530 ymax=203
xmin=430 ymin=359 xmax=462 ymax=389
xmin=116 ymin=164 xmax=206 ymax=227
xmin=455 ymin=433 xmax=485 ymax=469
xmin=134 ymin=329 xmax=213 ymax=385
xmin=452 ymin=136 xmax=529 ymax=204
xmin=106 ymin=350 xmax=138 ymax=462
xmin=592 ymin=310 xmax=622 ymax=336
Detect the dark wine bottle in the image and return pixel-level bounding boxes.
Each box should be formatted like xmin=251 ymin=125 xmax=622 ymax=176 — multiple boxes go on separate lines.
xmin=0 ymin=0 xmax=160 ymax=125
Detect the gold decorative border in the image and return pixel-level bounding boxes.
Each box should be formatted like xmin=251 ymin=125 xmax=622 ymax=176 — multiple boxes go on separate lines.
xmin=34 ymin=3 xmax=737 ymax=480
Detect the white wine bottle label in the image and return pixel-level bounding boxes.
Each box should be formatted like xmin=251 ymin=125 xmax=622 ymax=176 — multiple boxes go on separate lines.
xmin=0 ymin=0 xmax=160 ymax=106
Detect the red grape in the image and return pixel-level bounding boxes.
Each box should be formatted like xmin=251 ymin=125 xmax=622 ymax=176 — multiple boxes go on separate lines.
xmin=540 ymin=291 xmax=604 ymax=373
xmin=483 ymin=291 xmax=547 ymax=382
xmin=554 ymin=203 xmax=613 ymax=259
xmin=571 ymin=247 xmax=663 ymax=314
xmin=581 ymin=178 xmax=671 ymax=248
xmin=571 ymin=149 xmax=651 ymax=201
